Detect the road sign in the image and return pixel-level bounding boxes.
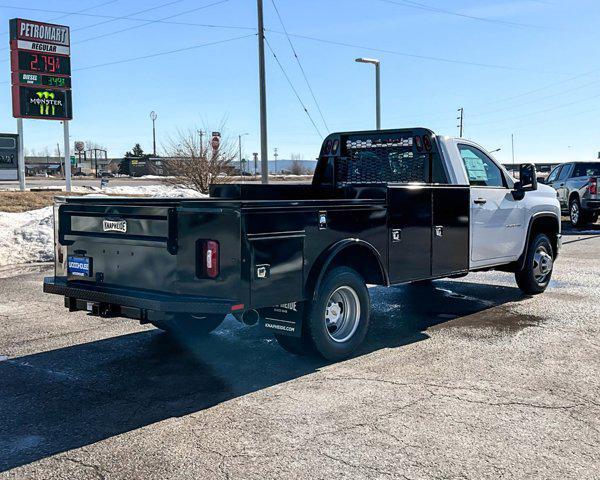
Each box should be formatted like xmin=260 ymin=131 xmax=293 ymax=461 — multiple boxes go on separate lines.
xmin=10 ymin=18 xmax=72 ymax=120
xmin=211 ymin=135 xmax=220 ymax=152
xmin=74 ymin=141 xmax=84 ymax=152
xmin=0 ymin=133 xmax=19 ymax=181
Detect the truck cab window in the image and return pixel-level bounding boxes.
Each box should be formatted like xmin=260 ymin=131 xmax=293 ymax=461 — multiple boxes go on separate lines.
xmin=573 ymin=162 xmax=600 ymax=177
xmin=335 ymin=132 xmax=447 ymax=186
xmin=458 ymin=145 xmax=505 ymax=188
xmin=546 ymin=166 xmax=561 ymax=184
xmin=557 ymin=164 xmax=572 ymax=181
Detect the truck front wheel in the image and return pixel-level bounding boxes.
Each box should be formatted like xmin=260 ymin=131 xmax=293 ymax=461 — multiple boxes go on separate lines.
xmin=306 ymin=267 xmax=370 ymax=361
xmin=152 ymin=313 xmax=225 ymax=337
xmin=515 ymin=233 xmax=554 ymax=295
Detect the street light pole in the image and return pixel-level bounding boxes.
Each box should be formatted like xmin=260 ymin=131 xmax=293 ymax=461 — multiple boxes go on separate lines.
xmin=355 ymin=57 xmax=381 ymax=130
xmin=257 ymin=0 xmax=269 ymax=183
xmin=238 ymin=133 xmax=249 ymax=174
xmin=150 ymin=111 xmax=157 ymax=157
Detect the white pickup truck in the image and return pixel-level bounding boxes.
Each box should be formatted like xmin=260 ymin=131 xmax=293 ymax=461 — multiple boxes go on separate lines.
xmin=45 ymin=128 xmax=562 ymax=360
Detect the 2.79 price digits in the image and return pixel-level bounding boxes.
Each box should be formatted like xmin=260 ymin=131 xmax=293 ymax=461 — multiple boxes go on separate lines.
xmin=17 ymin=51 xmax=71 ymax=76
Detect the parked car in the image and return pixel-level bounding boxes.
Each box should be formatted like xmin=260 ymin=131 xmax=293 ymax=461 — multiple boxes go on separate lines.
xmin=44 ymin=128 xmax=561 ymax=360
xmin=544 ymin=162 xmax=600 ymax=227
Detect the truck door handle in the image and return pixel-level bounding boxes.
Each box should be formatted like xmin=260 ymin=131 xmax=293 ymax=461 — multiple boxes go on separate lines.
xmin=474 ymin=198 xmax=487 ymax=205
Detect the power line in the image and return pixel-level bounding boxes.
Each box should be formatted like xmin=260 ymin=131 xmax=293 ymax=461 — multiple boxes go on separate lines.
xmin=0 ymin=0 xmax=186 ymax=55
xmin=264 ymin=36 xmax=323 ymax=139
xmin=0 ymin=4 xmax=256 ymax=33
xmin=0 ymin=0 xmax=121 ymax=35
xmin=0 ymin=34 xmax=255 ymax=83
xmin=75 ymin=34 xmax=255 ymax=71
xmin=265 ymin=29 xmax=577 ymax=76
xmin=470 ymin=91 xmax=600 ymax=127
xmin=0 ymin=4 xmax=254 ymax=33
xmin=376 ymin=0 xmax=550 ymax=30
xmin=270 ymin=0 xmax=329 ymax=133
xmin=468 ymin=78 xmax=600 ymax=118
xmin=75 ymin=0 xmax=230 ymax=45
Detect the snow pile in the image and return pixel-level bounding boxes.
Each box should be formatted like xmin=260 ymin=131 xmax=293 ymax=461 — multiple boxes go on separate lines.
xmin=0 ymin=185 xmax=206 ymax=267
xmin=0 ymin=207 xmax=54 ymax=267
xmin=72 ymin=184 xmax=206 ymax=198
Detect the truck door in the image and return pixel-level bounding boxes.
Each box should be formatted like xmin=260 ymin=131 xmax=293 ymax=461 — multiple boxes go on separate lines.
xmin=458 ymin=144 xmax=525 ymax=264
xmin=554 ymin=163 xmax=572 ymax=208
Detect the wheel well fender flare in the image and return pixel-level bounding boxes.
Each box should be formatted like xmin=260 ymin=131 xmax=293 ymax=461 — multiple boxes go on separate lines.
xmin=568 ymin=191 xmax=580 ymax=204
xmin=517 ymin=212 xmax=560 ymax=270
xmin=306 ymin=239 xmax=389 ymax=301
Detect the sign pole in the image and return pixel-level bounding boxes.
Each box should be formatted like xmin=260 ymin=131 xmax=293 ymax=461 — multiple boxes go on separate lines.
xmin=63 ymin=121 xmax=71 ymax=192
xmin=16 ymin=118 xmax=25 ymax=191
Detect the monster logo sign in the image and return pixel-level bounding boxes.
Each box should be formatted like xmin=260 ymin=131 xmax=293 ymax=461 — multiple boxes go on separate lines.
xmin=33 ymin=90 xmax=60 ymax=116
xmin=13 ymin=86 xmax=72 ymax=120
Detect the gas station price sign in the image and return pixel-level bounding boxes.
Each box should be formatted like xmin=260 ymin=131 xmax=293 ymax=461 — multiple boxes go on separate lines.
xmin=13 ymin=50 xmax=71 ymax=75
xmin=9 ymin=18 xmax=72 ymax=120
xmin=14 ymin=72 xmax=71 ymax=88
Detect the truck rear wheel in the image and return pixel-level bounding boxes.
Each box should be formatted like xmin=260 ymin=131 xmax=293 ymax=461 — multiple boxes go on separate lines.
xmin=515 ymin=233 xmax=554 ymax=295
xmin=152 ymin=314 xmax=225 ymax=336
xmin=305 ymin=267 xmax=370 ymax=361
xmin=569 ymin=197 xmax=591 ymax=228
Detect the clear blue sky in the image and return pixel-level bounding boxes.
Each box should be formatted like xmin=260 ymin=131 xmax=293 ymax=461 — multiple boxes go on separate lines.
xmin=1 ymin=0 xmax=599 ymax=163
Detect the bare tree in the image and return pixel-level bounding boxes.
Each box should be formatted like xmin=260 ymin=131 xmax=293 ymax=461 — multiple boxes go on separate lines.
xmin=288 ymin=153 xmax=307 ymax=175
xmin=163 ymin=127 xmax=237 ymax=194
xmin=289 ymin=160 xmax=307 ymax=175
xmin=85 ymin=140 xmax=107 ymax=151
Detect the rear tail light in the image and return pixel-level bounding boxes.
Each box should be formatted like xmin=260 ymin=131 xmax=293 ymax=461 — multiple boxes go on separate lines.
xmin=423 ymin=135 xmax=432 ymax=151
xmin=589 ymin=177 xmax=597 ymax=195
xmin=414 ymin=136 xmax=423 ymax=151
xmin=197 ymin=240 xmax=220 ymax=278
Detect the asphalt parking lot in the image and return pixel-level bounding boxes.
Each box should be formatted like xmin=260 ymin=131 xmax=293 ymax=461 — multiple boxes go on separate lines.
xmin=0 ymin=222 xmax=598 ymax=479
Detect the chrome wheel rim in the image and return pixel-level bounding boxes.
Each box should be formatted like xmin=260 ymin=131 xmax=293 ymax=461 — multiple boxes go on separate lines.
xmin=571 ymin=202 xmax=579 ymax=224
xmin=532 ymin=245 xmax=553 ymax=284
xmin=324 ymin=286 xmax=360 ymax=343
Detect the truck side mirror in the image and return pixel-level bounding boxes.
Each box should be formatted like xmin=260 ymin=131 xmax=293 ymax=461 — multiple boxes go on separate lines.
xmin=513 ymin=163 xmax=538 ymax=200
xmin=519 ymin=163 xmax=538 ymax=192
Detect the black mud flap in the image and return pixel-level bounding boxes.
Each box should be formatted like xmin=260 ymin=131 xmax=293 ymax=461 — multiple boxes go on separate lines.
xmin=258 ymin=301 xmax=304 ymax=337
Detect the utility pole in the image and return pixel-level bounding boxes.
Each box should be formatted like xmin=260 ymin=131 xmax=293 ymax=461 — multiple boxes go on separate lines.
xmin=257 ymin=0 xmax=269 ymax=184
xmin=273 ymin=147 xmax=278 ymax=175
xmin=457 ymin=108 xmax=464 ymax=138
xmin=238 ymin=133 xmax=249 ymax=174
xmin=511 ymin=134 xmax=515 ymax=166
xmin=199 ymin=130 xmax=205 ymax=158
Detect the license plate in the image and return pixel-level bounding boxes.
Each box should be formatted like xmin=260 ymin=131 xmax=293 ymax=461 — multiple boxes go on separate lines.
xmin=67 ymin=256 xmax=92 ymax=277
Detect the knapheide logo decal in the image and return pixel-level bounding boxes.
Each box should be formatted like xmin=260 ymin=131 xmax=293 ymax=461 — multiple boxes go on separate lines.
xmin=103 ymin=219 xmax=127 ymax=233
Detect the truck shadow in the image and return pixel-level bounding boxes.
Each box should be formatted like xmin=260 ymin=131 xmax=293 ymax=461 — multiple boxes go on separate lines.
xmin=0 ymin=280 xmax=528 ymax=472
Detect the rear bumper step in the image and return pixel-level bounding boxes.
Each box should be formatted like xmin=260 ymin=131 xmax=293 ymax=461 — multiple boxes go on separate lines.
xmin=43 ymin=277 xmax=237 ymax=315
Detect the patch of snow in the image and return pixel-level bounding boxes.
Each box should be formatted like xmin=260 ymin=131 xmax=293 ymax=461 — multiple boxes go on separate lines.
xmin=139 ymin=175 xmax=176 ymax=179
xmin=72 ymin=184 xmax=206 ymax=198
xmin=0 ymin=185 xmax=205 ymax=267
xmin=0 ymin=206 xmax=54 ymax=267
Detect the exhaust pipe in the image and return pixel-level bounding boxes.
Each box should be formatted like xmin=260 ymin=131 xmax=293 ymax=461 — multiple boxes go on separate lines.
xmin=241 ymin=309 xmax=260 ymax=326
